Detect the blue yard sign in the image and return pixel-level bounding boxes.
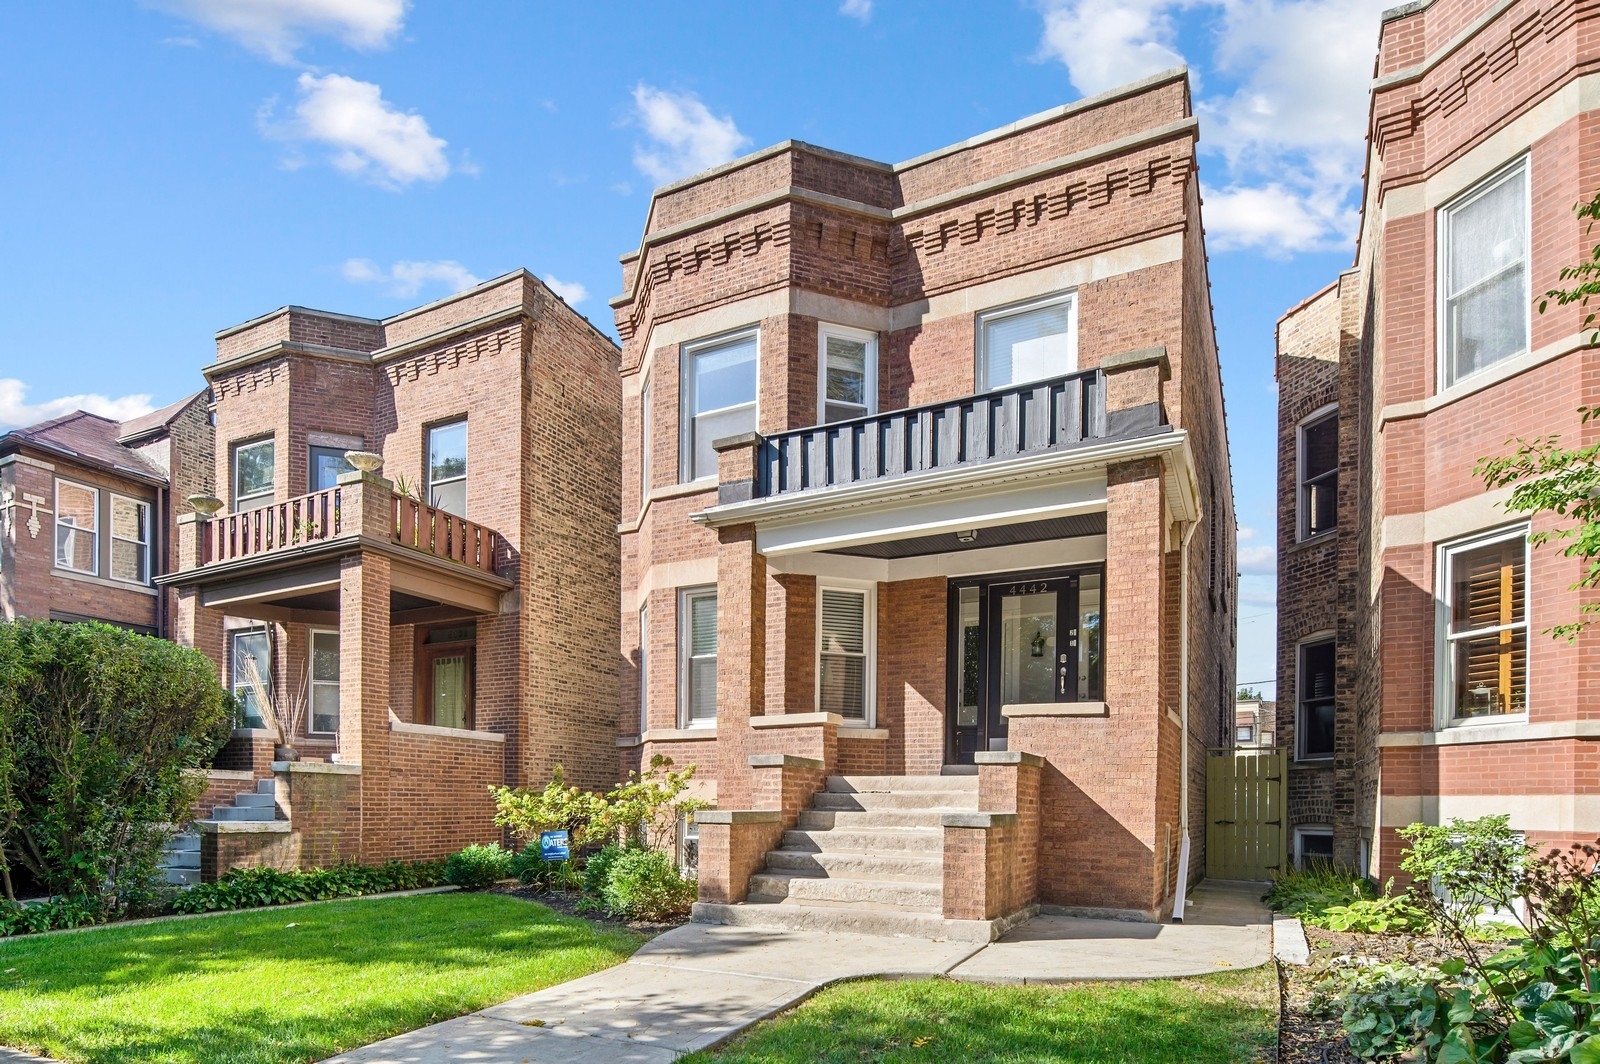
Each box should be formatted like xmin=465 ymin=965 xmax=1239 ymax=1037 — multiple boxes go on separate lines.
xmin=539 ymin=830 xmax=570 ymax=862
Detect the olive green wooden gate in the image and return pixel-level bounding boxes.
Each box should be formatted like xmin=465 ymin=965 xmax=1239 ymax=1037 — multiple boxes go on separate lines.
xmin=1205 ymin=748 xmax=1287 ymax=881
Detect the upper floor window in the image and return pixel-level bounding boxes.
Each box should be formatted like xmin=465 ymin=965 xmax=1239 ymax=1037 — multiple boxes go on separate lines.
xmin=683 ymin=331 xmax=757 ymax=481
xmin=110 ymin=495 xmax=151 ymax=585
xmin=1298 ymin=407 xmax=1338 ymax=540
xmin=977 ymin=293 xmax=1076 ymax=391
xmin=818 ymin=585 xmax=873 ymax=723
xmin=819 ymin=325 xmax=877 ymax=424
xmin=1442 ymin=527 xmax=1528 ymax=722
xmin=54 ymin=480 xmax=98 ymax=575
xmin=1441 ymin=159 xmax=1529 ymax=388
xmin=1297 ymin=636 xmax=1335 ymax=761
xmin=309 ymin=445 xmax=355 ymax=491
xmin=679 ymin=587 xmax=718 ymax=726
xmin=427 ymin=420 xmax=468 ymax=516
xmin=233 ymin=438 xmax=275 ymax=511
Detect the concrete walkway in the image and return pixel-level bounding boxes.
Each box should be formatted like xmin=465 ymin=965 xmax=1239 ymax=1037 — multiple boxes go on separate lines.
xmin=324 ymin=883 xmax=1272 ymax=1063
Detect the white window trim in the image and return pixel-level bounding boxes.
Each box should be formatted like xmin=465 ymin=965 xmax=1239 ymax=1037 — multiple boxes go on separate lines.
xmin=1436 ymin=155 xmax=1532 ymax=392
xmin=1295 ymin=403 xmax=1339 ymax=542
xmin=108 ymin=493 xmax=151 ymax=586
xmin=817 ymin=323 xmax=878 ymax=424
xmin=307 ymin=628 xmax=340 ymax=736
xmin=678 ymin=585 xmax=718 ymax=729
xmin=815 ymin=579 xmax=877 ymax=727
xmin=54 ymin=479 xmax=100 ymax=576
xmin=638 ymin=601 xmax=650 ymax=735
xmin=1293 ymin=825 xmax=1335 ymax=869
xmin=232 ymin=438 xmax=275 ymax=512
xmin=1295 ymin=630 xmax=1336 ymax=763
xmin=640 ymin=373 xmax=653 ymax=512
xmin=231 ymin=626 xmax=271 ymax=729
xmin=680 ymin=327 xmax=760 ymax=485
xmin=974 ymin=291 xmax=1079 ymax=392
xmin=1434 ymin=524 xmax=1532 ymax=730
xmin=426 ymin=419 xmax=468 ymax=516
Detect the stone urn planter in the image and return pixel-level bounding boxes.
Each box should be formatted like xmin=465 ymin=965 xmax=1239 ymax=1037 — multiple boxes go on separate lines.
xmin=274 ymin=743 xmax=300 ymax=763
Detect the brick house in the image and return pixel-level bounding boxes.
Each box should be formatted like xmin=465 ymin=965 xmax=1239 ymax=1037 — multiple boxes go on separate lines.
xmin=1233 ymin=700 xmax=1277 ymax=750
xmin=614 ymin=68 xmax=1237 ymax=935
xmin=160 ymin=270 xmax=622 ymax=877
xmin=1276 ymin=0 xmax=1600 ymax=877
xmin=1 ymin=393 xmax=212 ymax=636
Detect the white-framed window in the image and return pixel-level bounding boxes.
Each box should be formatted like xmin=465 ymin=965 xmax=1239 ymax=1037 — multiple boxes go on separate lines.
xmin=638 ymin=601 xmax=650 ymax=734
xmin=678 ymin=587 xmax=718 ymax=727
xmin=677 ymin=811 xmax=700 ymax=875
xmin=977 ymin=292 xmax=1077 ymax=391
xmin=231 ymin=627 xmax=271 ymax=729
xmin=54 ymin=480 xmax=99 ymax=575
xmin=1439 ymin=157 xmax=1530 ymax=388
xmin=427 ymin=420 xmax=468 ymax=516
xmin=818 ymin=324 xmax=877 ymax=424
xmin=640 ymin=374 xmax=652 ymax=504
xmin=682 ymin=330 xmax=758 ymax=481
xmin=1358 ymin=837 xmax=1372 ymax=879
xmin=1439 ymin=526 xmax=1529 ymax=724
xmin=232 ymin=438 xmax=275 ymax=511
xmin=817 ymin=583 xmax=874 ymax=724
xmin=1296 ymin=635 xmax=1335 ymax=761
xmin=109 ymin=494 xmax=151 ymax=585
xmin=1297 ymin=405 xmax=1338 ymax=540
xmin=1236 ymin=724 xmax=1255 ymax=745
xmin=308 ymin=629 xmax=340 ymax=735
xmin=1294 ymin=825 xmax=1335 ymax=869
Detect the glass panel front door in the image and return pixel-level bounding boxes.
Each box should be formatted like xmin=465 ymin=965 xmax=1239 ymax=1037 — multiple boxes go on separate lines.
xmin=998 ymin=589 xmax=1058 ymax=706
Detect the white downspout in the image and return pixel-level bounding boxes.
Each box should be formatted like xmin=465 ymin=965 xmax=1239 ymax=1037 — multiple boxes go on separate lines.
xmin=1171 ymin=517 xmax=1201 ymax=923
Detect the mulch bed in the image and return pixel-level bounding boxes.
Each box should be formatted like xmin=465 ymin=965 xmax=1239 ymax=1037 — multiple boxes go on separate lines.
xmin=1278 ymin=927 xmax=1456 ymax=1063
xmin=491 ymin=883 xmax=686 ymax=937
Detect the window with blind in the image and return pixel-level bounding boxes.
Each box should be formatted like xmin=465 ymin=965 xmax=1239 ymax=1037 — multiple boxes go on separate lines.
xmin=1297 ymin=637 xmax=1335 ymax=760
xmin=977 ymin=293 xmax=1076 ymax=391
xmin=1299 ymin=408 xmax=1338 ymax=539
xmin=819 ymin=325 xmax=876 ymax=424
xmin=1441 ymin=159 xmax=1529 ymax=387
xmin=682 ymin=331 xmax=757 ymax=481
xmin=1443 ymin=530 xmax=1528 ymax=721
xmin=679 ymin=588 xmax=718 ymax=726
xmin=818 ymin=586 xmax=872 ymax=723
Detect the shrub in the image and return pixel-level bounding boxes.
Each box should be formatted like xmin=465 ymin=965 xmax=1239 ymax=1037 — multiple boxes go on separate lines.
xmin=602 ymin=757 xmax=710 ymax=850
xmin=491 ymin=757 xmax=709 ymax=854
xmin=1264 ymin=862 xmax=1375 ymax=923
xmin=598 ymin=848 xmax=697 ymax=921
xmin=444 ymin=843 xmax=514 ymax=889
xmin=168 ymin=860 xmax=447 ymax=916
xmin=1320 ymin=882 xmax=1432 ymax=935
xmin=0 ymin=619 xmax=233 ymax=908
xmin=490 ymin=767 xmax=608 ymax=851
xmin=583 ymin=843 xmax=627 ymax=898
xmin=510 ymin=848 xmax=580 ymax=891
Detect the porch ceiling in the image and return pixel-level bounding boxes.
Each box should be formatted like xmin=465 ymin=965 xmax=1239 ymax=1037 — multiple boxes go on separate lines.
xmin=825 ymin=513 xmax=1107 ymax=559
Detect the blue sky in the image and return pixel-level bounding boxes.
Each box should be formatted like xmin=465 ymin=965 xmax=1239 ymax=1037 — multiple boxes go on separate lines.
xmin=0 ymin=0 xmax=1396 ymax=694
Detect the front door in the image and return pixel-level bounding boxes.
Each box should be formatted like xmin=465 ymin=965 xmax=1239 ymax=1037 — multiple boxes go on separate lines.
xmin=947 ymin=567 xmax=1103 ymax=764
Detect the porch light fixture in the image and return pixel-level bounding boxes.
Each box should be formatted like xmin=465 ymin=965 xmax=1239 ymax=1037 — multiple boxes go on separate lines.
xmin=186 ymin=494 xmax=224 ymax=517
xmin=955 ymin=529 xmax=978 ymax=543
xmin=345 ymin=451 xmax=385 ymax=474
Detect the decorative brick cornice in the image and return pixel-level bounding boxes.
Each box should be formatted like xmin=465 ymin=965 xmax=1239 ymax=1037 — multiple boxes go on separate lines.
xmin=382 ymin=325 xmax=517 ymax=385
xmin=615 ymin=220 xmax=792 ymax=342
xmin=212 ymin=359 xmax=286 ymax=401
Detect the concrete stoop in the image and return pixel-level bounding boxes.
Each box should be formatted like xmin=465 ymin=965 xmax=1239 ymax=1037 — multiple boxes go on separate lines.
xmin=694 ymin=773 xmax=1034 ymax=941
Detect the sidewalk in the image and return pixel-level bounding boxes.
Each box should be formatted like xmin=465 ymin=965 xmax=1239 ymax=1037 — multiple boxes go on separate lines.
xmin=324 ymin=883 xmax=1273 ymax=1064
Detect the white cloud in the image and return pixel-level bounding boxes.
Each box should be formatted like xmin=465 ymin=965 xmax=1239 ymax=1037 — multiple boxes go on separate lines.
xmin=542 ymin=275 xmax=589 ymax=305
xmin=1037 ymin=0 xmax=1186 ymax=97
xmin=631 ymin=85 xmax=752 ymax=185
xmin=1201 ymin=182 xmax=1357 ymax=255
xmin=1237 ymin=543 xmax=1277 ymax=576
xmin=0 ymin=380 xmax=155 ymax=431
xmin=267 ymin=73 xmax=451 ymax=188
xmin=149 ymin=0 xmax=408 ymax=64
xmin=840 ymin=0 xmax=873 ymax=21
xmin=342 ymin=258 xmax=481 ymax=298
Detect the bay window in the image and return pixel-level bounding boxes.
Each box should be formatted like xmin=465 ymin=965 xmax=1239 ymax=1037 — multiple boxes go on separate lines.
xmin=233 ymin=438 xmax=275 ymax=511
xmin=1440 ymin=159 xmax=1529 ymax=387
xmin=54 ymin=480 xmax=98 ymax=575
xmin=110 ymin=494 xmax=151 ymax=584
xmin=1442 ymin=528 xmax=1528 ymax=721
xmin=679 ymin=587 xmax=718 ymax=726
xmin=682 ymin=331 xmax=757 ymax=481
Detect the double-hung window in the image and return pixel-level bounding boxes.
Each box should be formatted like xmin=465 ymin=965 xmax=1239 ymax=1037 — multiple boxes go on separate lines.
xmin=233 ymin=439 xmax=275 ymax=511
xmin=308 ymin=630 xmax=340 ymax=735
xmin=54 ymin=480 xmax=99 ymax=575
xmin=640 ymin=375 xmax=652 ymax=503
xmin=309 ymin=446 xmax=355 ymax=491
xmin=977 ymin=293 xmax=1077 ymax=391
xmin=638 ymin=602 xmax=650 ymax=734
xmin=1442 ymin=528 xmax=1528 ymax=722
xmin=427 ymin=420 xmax=468 ymax=516
xmin=231 ymin=628 xmax=271 ymax=728
xmin=1297 ymin=637 xmax=1335 ymax=760
xmin=1298 ymin=407 xmax=1338 ymax=539
xmin=1440 ymin=159 xmax=1530 ymax=387
xmin=818 ymin=585 xmax=873 ymax=723
xmin=110 ymin=495 xmax=151 ymax=584
xmin=679 ymin=588 xmax=718 ymax=727
xmin=818 ymin=325 xmax=876 ymax=424
xmin=682 ymin=331 xmax=757 ymax=481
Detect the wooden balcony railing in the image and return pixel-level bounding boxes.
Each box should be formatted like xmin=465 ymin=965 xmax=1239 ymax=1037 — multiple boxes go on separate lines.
xmin=204 ymin=487 xmax=342 ymax=564
xmin=755 ymin=369 xmax=1110 ymax=499
xmin=392 ymin=495 xmax=497 ymax=574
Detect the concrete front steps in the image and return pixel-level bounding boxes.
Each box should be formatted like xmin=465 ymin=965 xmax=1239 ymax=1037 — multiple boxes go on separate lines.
xmin=161 ymin=830 xmax=201 ymax=886
xmin=161 ymin=779 xmax=283 ymax=887
xmin=694 ymin=774 xmax=1032 ymax=942
xmin=207 ymin=779 xmax=279 ymax=822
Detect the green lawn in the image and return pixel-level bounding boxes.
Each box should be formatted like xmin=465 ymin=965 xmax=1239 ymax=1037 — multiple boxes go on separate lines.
xmin=0 ymin=891 xmax=643 ymax=1064
xmin=688 ymin=969 xmax=1278 ymax=1064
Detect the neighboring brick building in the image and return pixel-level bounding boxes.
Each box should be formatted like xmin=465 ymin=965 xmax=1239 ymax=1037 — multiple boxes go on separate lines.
xmin=1277 ymin=0 xmax=1600 ymax=876
xmin=1233 ymin=700 xmax=1277 ymax=750
xmin=1 ymin=393 xmax=212 ymax=636
xmin=161 ymin=270 xmax=622 ymax=876
xmin=615 ymin=68 xmax=1237 ymax=932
